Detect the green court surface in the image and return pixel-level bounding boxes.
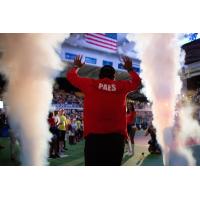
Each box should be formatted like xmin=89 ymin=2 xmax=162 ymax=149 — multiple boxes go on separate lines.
xmin=0 ymin=137 xmax=164 ymax=166
xmin=0 ymin=138 xmax=21 ymax=166
xmin=123 ymin=145 xmax=164 ymax=166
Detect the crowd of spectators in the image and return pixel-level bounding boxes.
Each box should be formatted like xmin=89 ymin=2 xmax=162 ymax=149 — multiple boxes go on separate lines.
xmin=52 ymin=89 xmax=83 ymax=108
xmin=52 ymin=89 xmax=152 ymax=112
xmin=133 ymin=101 xmax=152 ymax=110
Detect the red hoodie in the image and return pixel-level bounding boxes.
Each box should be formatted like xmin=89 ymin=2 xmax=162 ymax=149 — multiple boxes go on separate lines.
xmin=67 ymin=67 xmax=141 ymax=138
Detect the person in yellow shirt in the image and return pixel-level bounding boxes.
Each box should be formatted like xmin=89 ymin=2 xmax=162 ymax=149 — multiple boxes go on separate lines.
xmin=65 ymin=115 xmax=71 ymax=144
xmin=58 ymin=110 xmax=70 ymax=153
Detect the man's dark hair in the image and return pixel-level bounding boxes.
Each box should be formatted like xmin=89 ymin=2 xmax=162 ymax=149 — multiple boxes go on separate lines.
xmin=99 ymin=65 xmax=116 ymax=80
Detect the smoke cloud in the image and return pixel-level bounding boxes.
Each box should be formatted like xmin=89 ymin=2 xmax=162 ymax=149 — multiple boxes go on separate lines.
xmin=0 ymin=33 xmax=68 ymax=165
xmin=179 ymin=103 xmax=200 ymax=142
xmin=128 ymin=33 xmax=197 ymax=165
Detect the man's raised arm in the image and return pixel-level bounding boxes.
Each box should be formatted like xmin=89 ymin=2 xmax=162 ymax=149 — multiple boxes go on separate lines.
xmin=120 ymin=56 xmax=141 ymax=92
xmin=66 ymin=55 xmax=91 ymax=91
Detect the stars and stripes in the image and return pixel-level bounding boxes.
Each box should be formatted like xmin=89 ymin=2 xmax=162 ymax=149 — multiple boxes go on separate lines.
xmin=84 ymin=33 xmax=118 ymax=53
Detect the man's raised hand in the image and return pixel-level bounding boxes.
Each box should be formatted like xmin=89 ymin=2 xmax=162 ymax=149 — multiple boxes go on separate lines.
xmin=74 ymin=55 xmax=85 ymax=68
xmin=122 ymin=56 xmax=133 ymax=72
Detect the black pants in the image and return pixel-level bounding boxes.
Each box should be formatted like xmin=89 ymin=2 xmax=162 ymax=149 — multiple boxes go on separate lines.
xmin=84 ymin=133 xmax=125 ymax=166
xmin=59 ymin=130 xmax=66 ymax=148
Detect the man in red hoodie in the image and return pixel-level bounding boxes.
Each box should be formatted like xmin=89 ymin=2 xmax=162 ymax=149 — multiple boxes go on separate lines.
xmin=67 ymin=55 xmax=141 ymax=166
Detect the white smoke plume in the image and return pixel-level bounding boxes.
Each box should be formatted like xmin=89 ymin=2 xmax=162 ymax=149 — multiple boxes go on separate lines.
xmin=127 ymin=33 xmax=197 ymax=165
xmin=0 ymin=33 xmax=68 ymax=165
xmin=163 ymin=126 xmax=196 ymax=166
xmin=179 ymin=103 xmax=200 ymax=142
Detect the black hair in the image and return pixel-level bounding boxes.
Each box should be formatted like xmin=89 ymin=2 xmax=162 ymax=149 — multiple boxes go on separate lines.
xmin=54 ymin=110 xmax=58 ymax=115
xmin=48 ymin=112 xmax=53 ymax=118
xmin=99 ymin=65 xmax=115 ymax=80
xmin=127 ymin=103 xmax=135 ymax=113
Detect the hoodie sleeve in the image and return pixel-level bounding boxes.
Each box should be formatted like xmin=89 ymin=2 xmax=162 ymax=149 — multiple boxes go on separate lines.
xmin=66 ymin=67 xmax=92 ymax=92
xmin=118 ymin=70 xmax=141 ymax=93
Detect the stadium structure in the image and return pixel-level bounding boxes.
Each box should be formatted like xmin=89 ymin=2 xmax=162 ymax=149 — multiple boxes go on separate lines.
xmin=181 ymin=38 xmax=200 ymax=90
xmin=58 ymin=33 xmax=146 ymax=101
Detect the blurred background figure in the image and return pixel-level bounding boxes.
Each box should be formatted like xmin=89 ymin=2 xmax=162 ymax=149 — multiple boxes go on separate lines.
xmin=48 ymin=112 xmax=60 ymax=158
xmin=125 ymin=103 xmax=136 ymax=156
xmin=145 ymin=123 xmax=161 ymax=154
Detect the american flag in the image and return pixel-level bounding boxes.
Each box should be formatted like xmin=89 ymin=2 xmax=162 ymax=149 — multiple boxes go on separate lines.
xmin=84 ymin=33 xmax=118 ymax=53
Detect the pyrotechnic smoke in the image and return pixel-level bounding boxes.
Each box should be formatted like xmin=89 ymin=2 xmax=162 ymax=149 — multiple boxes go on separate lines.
xmin=0 ymin=33 xmax=68 ymax=165
xmin=127 ymin=33 xmax=197 ymax=165
xmin=179 ymin=103 xmax=200 ymax=142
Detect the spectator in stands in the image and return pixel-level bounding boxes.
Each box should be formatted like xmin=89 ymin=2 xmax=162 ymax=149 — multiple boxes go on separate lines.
xmin=67 ymin=55 xmax=141 ymax=166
